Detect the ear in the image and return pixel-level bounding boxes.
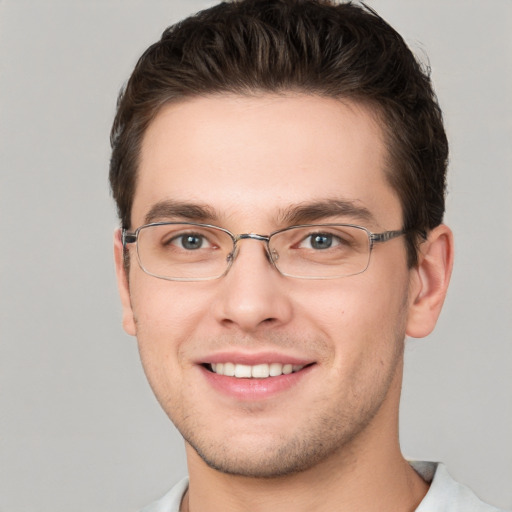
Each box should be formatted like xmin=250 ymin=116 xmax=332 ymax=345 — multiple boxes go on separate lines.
xmin=113 ymin=229 xmax=137 ymax=336
xmin=406 ymin=224 xmax=454 ymax=338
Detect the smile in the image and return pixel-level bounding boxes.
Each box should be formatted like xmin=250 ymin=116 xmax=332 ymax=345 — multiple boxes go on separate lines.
xmin=208 ymin=362 xmax=306 ymax=378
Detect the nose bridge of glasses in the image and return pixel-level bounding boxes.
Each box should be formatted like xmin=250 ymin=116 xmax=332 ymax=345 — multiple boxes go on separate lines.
xmin=235 ymin=233 xmax=270 ymax=242
xmin=229 ymin=233 xmax=275 ymax=264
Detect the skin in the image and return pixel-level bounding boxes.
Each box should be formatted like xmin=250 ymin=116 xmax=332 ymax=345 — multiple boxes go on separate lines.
xmin=114 ymin=94 xmax=453 ymax=512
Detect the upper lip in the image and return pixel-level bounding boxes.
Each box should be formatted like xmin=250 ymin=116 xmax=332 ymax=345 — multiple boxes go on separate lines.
xmin=197 ymin=351 xmax=315 ymax=366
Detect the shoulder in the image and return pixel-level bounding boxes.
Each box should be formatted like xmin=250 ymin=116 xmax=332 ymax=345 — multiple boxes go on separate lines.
xmin=140 ymin=478 xmax=189 ymax=512
xmin=141 ymin=467 xmax=507 ymax=512
xmin=412 ymin=461 xmax=507 ymax=512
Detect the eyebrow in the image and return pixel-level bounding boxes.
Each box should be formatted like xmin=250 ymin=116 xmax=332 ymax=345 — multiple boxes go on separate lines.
xmin=143 ymin=198 xmax=375 ymax=228
xmin=144 ymin=200 xmax=218 ymax=224
xmin=277 ymin=199 xmax=376 ymax=226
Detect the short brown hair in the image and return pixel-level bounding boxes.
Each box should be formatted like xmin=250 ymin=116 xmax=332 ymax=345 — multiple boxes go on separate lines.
xmin=110 ymin=0 xmax=448 ymax=267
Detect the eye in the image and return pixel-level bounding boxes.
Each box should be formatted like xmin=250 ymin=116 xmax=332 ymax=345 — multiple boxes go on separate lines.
xmin=300 ymin=233 xmax=340 ymax=250
xmin=170 ymin=233 xmax=211 ymax=250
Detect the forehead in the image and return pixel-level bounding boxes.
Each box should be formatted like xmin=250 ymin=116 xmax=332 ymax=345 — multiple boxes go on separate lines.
xmin=133 ymin=93 xmax=400 ymax=229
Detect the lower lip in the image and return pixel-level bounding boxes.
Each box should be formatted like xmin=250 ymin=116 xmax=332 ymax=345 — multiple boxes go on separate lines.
xmin=200 ymin=365 xmax=314 ymax=401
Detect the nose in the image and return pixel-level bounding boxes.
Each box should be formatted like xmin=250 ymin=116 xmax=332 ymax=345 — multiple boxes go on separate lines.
xmin=212 ymin=238 xmax=293 ymax=333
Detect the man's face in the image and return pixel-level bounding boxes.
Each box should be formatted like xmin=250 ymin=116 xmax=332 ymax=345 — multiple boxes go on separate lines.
xmin=117 ymin=94 xmax=419 ymax=477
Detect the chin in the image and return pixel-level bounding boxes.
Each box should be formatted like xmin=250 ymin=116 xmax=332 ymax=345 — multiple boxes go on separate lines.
xmin=190 ymin=440 xmax=329 ymax=478
xmin=182 ymin=416 xmax=365 ymax=479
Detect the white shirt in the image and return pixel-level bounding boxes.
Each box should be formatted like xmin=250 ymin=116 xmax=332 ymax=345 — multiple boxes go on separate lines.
xmin=141 ymin=461 xmax=505 ymax=512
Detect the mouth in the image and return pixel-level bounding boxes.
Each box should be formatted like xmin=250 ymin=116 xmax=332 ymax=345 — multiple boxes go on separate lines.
xmin=205 ymin=362 xmax=309 ymax=379
xmin=200 ymin=357 xmax=316 ymax=400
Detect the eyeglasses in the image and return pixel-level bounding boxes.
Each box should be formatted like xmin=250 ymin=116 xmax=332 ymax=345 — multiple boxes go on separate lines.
xmin=122 ymin=222 xmax=406 ymax=281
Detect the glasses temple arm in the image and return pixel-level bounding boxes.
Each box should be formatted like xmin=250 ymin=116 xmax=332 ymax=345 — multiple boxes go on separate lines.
xmin=121 ymin=229 xmax=137 ymax=248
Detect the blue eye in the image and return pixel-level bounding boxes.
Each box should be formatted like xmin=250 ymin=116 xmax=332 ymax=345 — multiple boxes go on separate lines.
xmin=309 ymin=233 xmax=333 ymax=250
xmin=174 ymin=233 xmax=207 ymax=250
xmin=299 ymin=233 xmax=342 ymax=250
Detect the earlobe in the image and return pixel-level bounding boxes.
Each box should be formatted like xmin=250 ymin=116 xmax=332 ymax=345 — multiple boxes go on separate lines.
xmin=113 ymin=229 xmax=137 ymax=336
xmin=406 ymin=224 xmax=454 ymax=338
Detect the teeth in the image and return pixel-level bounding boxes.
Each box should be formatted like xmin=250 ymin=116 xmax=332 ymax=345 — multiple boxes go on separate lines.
xmin=252 ymin=364 xmax=270 ymax=378
xmin=223 ymin=362 xmax=235 ymax=377
xmin=210 ymin=362 xmax=305 ymax=378
xmin=234 ymin=364 xmax=252 ymax=378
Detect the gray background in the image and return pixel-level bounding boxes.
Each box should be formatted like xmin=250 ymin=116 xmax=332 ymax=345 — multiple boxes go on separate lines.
xmin=1 ymin=0 xmax=511 ymax=510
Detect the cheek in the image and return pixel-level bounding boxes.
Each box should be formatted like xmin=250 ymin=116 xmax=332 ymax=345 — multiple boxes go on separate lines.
xmin=295 ymin=274 xmax=408 ymax=359
xmin=130 ymin=275 xmax=210 ymax=334
xmin=293 ymin=278 xmax=386 ymax=333
xmin=129 ymin=278 xmax=214 ymax=381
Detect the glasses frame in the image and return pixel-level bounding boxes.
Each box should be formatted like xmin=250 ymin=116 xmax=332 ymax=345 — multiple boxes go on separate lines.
xmin=122 ymin=222 xmax=406 ymax=281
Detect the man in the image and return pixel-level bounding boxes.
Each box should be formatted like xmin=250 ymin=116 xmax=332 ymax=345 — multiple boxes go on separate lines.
xmin=109 ymin=1 xmax=503 ymax=511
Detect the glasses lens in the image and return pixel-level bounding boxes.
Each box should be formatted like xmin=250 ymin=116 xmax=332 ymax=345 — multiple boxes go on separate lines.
xmin=269 ymin=225 xmax=371 ymax=278
xmin=136 ymin=224 xmax=233 ymax=280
